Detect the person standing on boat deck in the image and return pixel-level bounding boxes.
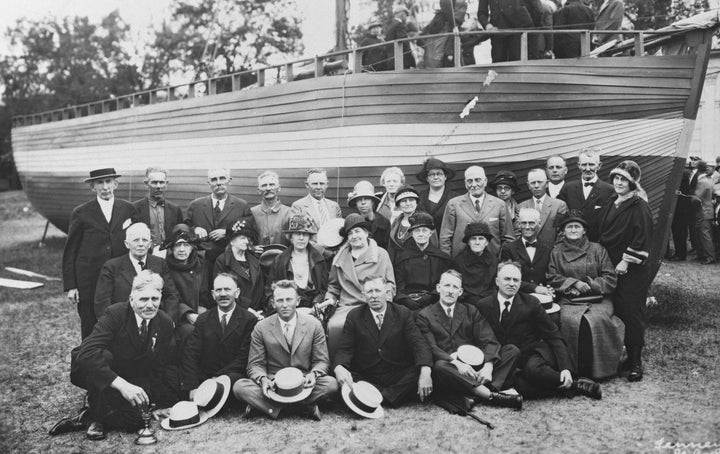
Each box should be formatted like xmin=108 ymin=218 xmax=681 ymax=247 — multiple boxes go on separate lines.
xmin=419 ymin=0 xmax=468 ymax=68
xmin=291 ymin=168 xmax=342 ymax=241
xmin=690 ymin=161 xmax=716 ymax=265
xmin=592 ymin=0 xmax=624 ymax=47
xmin=440 ymin=165 xmax=514 ymax=257
xmin=557 ymin=148 xmax=615 ymax=242
xmin=359 ymin=20 xmax=388 ymax=72
xmin=377 ymin=167 xmax=406 ymax=223
xmin=132 ymin=167 xmax=183 ymax=254
xmin=417 ymin=158 xmax=458 ymax=230
xmin=186 ymin=168 xmax=253 ymax=290
xmin=597 ymin=161 xmax=653 ymax=382
xmin=489 ymin=170 xmax=521 ymax=224
xmin=94 ymin=222 xmax=180 ymax=323
xmin=545 ymin=155 xmax=568 ymax=198
xmin=518 ymin=169 xmax=567 ymax=245
xmin=348 ymin=180 xmax=391 ymax=250
xmin=385 ymin=5 xmax=416 ymax=69
xmin=63 ymin=168 xmax=138 ymax=339
xmin=552 ymin=0 xmax=594 ymax=58
xmin=251 ymin=170 xmax=293 ymax=248
xmin=477 ymin=0 xmax=536 ymax=62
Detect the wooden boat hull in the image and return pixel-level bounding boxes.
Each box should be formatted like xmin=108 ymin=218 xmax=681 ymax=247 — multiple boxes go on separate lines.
xmin=11 ymin=31 xmax=715 ymax=277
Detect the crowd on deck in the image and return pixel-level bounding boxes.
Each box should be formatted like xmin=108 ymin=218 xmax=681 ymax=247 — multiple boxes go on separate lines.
xmin=47 ymin=144 xmax=711 ymax=440
xmin=358 ymin=0 xmax=626 ymax=70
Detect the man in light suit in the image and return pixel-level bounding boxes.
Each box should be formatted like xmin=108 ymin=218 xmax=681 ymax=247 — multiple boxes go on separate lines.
xmin=132 ymin=167 xmax=184 ymax=250
xmin=333 ymin=275 xmax=434 ymax=407
xmin=186 ymin=168 xmax=253 ymax=284
xmin=233 ymin=280 xmax=338 ymax=420
xmin=179 ymin=273 xmax=257 ymax=400
xmin=557 ymin=148 xmax=615 ymax=242
xmin=518 ymin=169 xmax=567 ymax=245
xmin=501 ymin=208 xmax=554 ymax=295
xmin=440 ymin=166 xmax=514 ymax=257
xmin=63 ymin=168 xmax=138 ymax=339
xmin=94 ymin=223 xmax=180 ymax=323
xmin=291 ymin=168 xmax=342 ymax=238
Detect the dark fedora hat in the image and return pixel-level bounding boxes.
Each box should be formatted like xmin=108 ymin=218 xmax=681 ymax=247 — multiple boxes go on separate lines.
xmin=462 ymin=221 xmax=493 ymax=243
xmin=84 ymin=167 xmax=122 ymax=182
xmin=488 ymin=170 xmax=519 ymax=192
xmin=416 ymin=158 xmax=456 ymax=183
xmin=558 ymin=209 xmax=588 ymax=230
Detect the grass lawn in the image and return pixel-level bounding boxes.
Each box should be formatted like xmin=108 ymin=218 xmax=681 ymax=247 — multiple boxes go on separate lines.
xmin=0 ymin=190 xmax=718 ymax=453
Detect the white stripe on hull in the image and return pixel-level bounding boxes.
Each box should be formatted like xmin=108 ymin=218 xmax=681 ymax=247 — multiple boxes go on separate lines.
xmin=14 ymin=118 xmax=690 ymax=173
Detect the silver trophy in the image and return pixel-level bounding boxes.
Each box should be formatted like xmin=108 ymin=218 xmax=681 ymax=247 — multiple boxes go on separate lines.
xmin=134 ymin=402 xmax=157 ymax=445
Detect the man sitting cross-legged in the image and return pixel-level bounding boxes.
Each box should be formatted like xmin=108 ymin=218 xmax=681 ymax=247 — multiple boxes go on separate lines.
xmin=416 ymin=270 xmax=523 ymax=409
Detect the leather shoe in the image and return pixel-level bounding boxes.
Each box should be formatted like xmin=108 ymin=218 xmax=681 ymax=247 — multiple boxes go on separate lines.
xmin=666 ymin=255 xmax=685 ymax=262
xmin=307 ymin=404 xmax=322 ymax=421
xmin=628 ymin=365 xmax=644 ymax=382
xmin=49 ymin=409 xmax=87 ymax=436
xmin=85 ymin=421 xmax=106 ymax=441
xmin=574 ymin=378 xmax=602 ymax=400
xmin=700 ymin=257 xmax=716 ymax=265
xmin=487 ymin=392 xmax=522 ymax=410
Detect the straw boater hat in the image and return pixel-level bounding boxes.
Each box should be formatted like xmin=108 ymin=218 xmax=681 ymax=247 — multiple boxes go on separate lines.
xmin=259 ymin=244 xmax=287 ymax=267
xmin=341 ymin=381 xmax=384 ymax=419
xmin=267 ymin=368 xmax=313 ymax=403
xmin=558 ymin=209 xmax=588 ymax=230
xmin=194 ymin=375 xmax=231 ymax=418
xmin=488 ymin=170 xmax=519 ymax=192
xmin=160 ymin=223 xmax=199 ymax=250
xmin=462 ymin=221 xmax=493 ymax=244
xmin=450 ymin=345 xmax=485 ymax=370
xmin=407 ymin=212 xmax=435 ymax=232
xmin=530 ymin=292 xmax=560 ymax=315
xmin=609 ymin=160 xmax=642 ymax=190
xmin=394 ymin=185 xmax=420 ymax=207
xmin=84 ymin=167 xmax=122 ymax=183
xmin=347 ymin=180 xmax=381 ymax=207
xmin=160 ymin=401 xmax=209 ymax=431
xmin=416 ymin=158 xmax=456 ymax=183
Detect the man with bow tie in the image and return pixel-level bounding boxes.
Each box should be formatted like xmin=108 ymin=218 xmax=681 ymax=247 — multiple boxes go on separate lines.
xmin=502 ymin=208 xmax=555 ymax=296
xmin=518 ymin=169 xmax=567 ymax=245
xmin=69 ymin=271 xmax=178 ymax=440
xmin=557 ymin=148 xmax=615 ymax=241
xmin=132 ymin=167 xmax=184 ymax=252
xmin=416 ymin=270 xmax=522 ymax=409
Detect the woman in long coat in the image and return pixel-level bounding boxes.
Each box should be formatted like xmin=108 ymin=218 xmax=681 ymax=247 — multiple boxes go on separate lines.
xmin=597 ymin=161 xmax=653 ymax=382
xmin=547 ymin=210 xmax=624 ymax=380
xmin=416 ymin=157 xmax=457 ymax=229
xmin=450 ymin=222 xmax=498 ymax=304
xmin=388 ymin=185 xmax=438 ymax=261
xmin=213 ymin=220 xmax=265 ymax=313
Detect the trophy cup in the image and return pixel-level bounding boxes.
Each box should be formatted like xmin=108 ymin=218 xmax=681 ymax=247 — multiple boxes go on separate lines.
xmin=135 ymin=402 xmax=158 ymax=445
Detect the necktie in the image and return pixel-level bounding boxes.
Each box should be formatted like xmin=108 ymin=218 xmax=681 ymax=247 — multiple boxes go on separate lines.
xmin=376 ymin=313 xmax=384 ymax=330
xmin=213 ymin=200 xmax=221 ymax=225
xmin=221 ymin=313 xmax=228 ymax=334
xmin=535 ymin=199 xmax=542 ymax=211
xmin=446 ymin=306 xmax=453 ymax=319
xmin=474 ymin=198 xmax=481 ymax=214
xmin=500 ymin=301 xmax=510 ymax=326
xmin=283 ymin=323 xmax=293 ymax=345
xmin=583 ymin=182 xmax=593 ymax=187
xmin=525 ymin=241 xmax=537 ymax=248
xmin=138 ymin=260 xmax=145 ymax=271
xmin=317 ymin=200 xmax=329 ymax=227
xmin=139 ymin=320 xmax=148 ymax=341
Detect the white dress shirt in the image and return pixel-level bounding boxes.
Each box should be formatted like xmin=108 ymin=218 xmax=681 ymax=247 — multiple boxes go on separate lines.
xmin=97 ymin=196 xmax=114 ymax=223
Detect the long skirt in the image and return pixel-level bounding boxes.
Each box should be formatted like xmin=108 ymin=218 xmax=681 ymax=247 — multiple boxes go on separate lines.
xmin=559 ymin=297 xmax=625 ymax=379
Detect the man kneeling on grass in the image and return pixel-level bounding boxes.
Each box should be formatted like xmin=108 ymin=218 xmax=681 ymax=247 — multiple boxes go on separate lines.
xmin=416 ymin=270 xmax=523 ymax=410
xmin=55 ymin=270 xmax=179 ymax=440
xmin=474 ymin=261 xmax=602 ymax=400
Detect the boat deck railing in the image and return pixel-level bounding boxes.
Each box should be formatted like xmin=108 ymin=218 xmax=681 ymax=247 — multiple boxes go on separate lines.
xmin=10 ymin=28 xmax=681 ymax=127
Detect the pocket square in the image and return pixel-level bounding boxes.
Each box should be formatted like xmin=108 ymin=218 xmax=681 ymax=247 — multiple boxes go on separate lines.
xmin=488 ymin=217 xmax=498 ymax=222
xmin=122 ymin=218 xmax=132 ymax=229
xmin=594 ymin=206 xmax=602 ymax=210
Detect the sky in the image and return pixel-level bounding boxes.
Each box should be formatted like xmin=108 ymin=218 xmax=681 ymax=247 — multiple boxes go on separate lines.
xmin=1 ymin=0 xmax=336 ymax=56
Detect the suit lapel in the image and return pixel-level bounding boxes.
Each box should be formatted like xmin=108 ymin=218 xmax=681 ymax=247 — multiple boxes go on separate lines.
xmin=365 ymin=307 xmax=381 ymax=344
xmin=220 ymin=308 xmax=240 ymax=343
xmin=217 ymin=197 xmax=233 ymax=225
xmin=109 ymin=199 xmax=127 ymax=232
xmin=290 ymin=316 xmax=308 ymax=355
xmin=202 ymin=197 xmax=214 ymax=227
xmin=459 ymin=194 xmax=479 ymax=221
xmin=432 ymin=303 xmax=451 ymax=334
xmin=89 ymin=200 xmax=110 ymax=228
xmin=449 ymin=304 xmax=464 ymax=337
xmin=271 ymin=316 xmax=291 ymax=354
xmin=120 ymin=255 xmax=136 ymax=286
xmin=125 ymin=307 xmax=145 ymax=353
xmin=538 ymin=199 xmax=551 ymax=230
xmin=377 ymin=306 xmax=392 ymax=346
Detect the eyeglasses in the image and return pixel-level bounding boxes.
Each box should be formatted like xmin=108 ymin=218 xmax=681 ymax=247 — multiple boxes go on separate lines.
xmin=427 ymin=171 xmax=445 ymax=178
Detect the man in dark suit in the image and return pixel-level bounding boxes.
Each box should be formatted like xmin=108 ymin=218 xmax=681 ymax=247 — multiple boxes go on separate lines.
xmin=179 ymin=273 xmax=257 ymax=403
xmin=518 ymin=169 xmax=567 ymax=245
xmin=63 ymin=168 xmax=138 ymax=339
xmin=502 ymin=208 xmax=555 ymax=295
xmin=557 ymin=148 xmax=615 ymax=241
xmin=186 ymin=168 xmax=253 ymax=286
xmin=132 ymin=167 xmax=184 ymax=251
xmin=546 ymin=156 xmax=568 ymax=198
xmin=416 ymin=270 xmax=522 ymax=409
xmin=668 ymin=163 xmax=693 ymax=261
xmin=233 ymin=280 xmax=338 ymax=420
xmin=94 ymin=223 xmax=180 ymax=323
xmin=385 ymin=5 xmax=416 ymax=69
xmin=333 ymin=275 xmax=434 ymax=407
xmin=475 ymin=261 xmax=601 ymax=400
xmin=70 ymin=271 xmax=177 ymax=440
xmin=478 ymin=0 xmax=538 ymax=62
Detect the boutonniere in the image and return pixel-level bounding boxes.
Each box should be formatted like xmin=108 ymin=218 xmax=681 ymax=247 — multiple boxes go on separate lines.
xmin=151 ymin=332 xmax=158 ymax=352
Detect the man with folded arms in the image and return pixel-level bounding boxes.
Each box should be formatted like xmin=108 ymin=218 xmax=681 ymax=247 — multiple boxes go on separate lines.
xmin=179 ymin=273 xmax=258 ymax=401
xmin=233 ymin=280 xmax=338 ymax=420
xmin=475 ymin=262 xmax=601 ymax=400
xmin=68 ymin=271 xmax=178 ymax=440
xmin=333 ymin=275 xmax=434 ymax=407
xmin=416 ymin=270 xmax=522 ymax=409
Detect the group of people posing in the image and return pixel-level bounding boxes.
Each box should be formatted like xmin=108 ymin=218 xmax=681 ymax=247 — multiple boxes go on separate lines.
xmin=53 ymin=146 xmax=653 ymax=440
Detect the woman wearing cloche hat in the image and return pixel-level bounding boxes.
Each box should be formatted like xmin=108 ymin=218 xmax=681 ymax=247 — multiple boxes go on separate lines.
xmin=450 ymin=221 xmax=498 ymax=304
xmin=597 ymin=160 xmax=653 ymax=382
xmin=388 ymin=185 xmax=438 ymax=261
xmin=416 ymin=157 xmax=458 ymax=229
xmin=347 ymin=180 xmax=390 ymax=249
